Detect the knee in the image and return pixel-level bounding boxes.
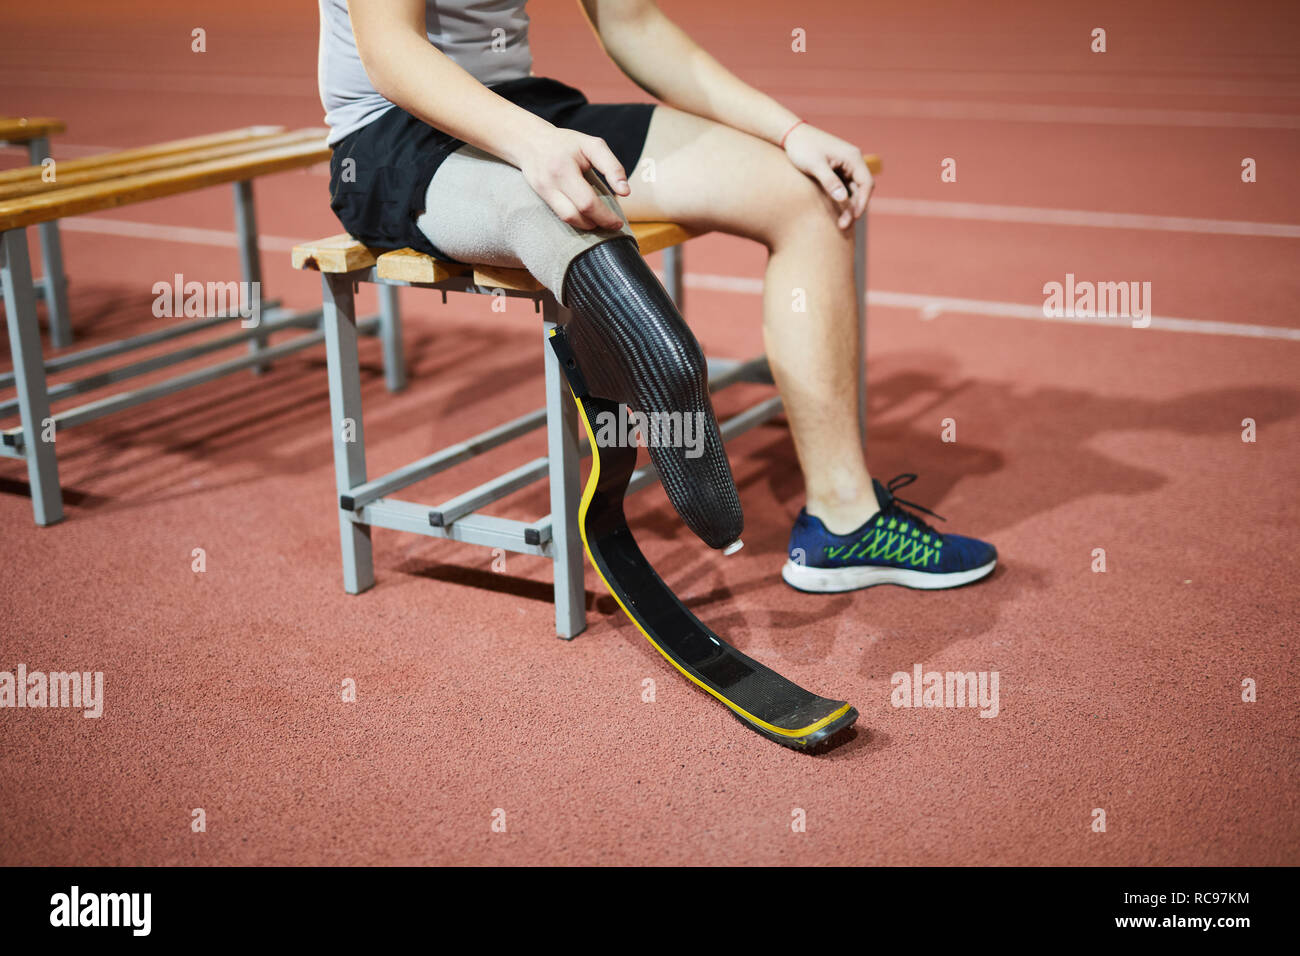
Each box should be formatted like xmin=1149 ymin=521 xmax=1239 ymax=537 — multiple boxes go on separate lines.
xmin=759 ymin=164 xmax=848 ymax=251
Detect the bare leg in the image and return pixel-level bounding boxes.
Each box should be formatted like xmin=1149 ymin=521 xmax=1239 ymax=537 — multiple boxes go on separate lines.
xmin=619 ymin=107 xmax=877 ymax=533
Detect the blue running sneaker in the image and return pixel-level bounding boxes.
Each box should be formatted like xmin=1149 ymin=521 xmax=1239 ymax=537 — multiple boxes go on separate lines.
xmin=781 ymin=474 xmax=997 ymax=593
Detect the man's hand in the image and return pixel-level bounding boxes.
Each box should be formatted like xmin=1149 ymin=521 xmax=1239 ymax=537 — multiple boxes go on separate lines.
xmin=782 ymin=123 xmax=874 ymax=230
xmin=516 ymin=126 xmax=632 ymax=231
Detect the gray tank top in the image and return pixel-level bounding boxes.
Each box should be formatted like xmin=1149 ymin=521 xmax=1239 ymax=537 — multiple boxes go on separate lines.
xmin=318 ymin=0 xmax=533 ymax=145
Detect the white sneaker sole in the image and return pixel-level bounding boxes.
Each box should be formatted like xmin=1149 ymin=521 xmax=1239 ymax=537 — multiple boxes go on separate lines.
xmin=781 ymin=557 xmax=997 ymax=593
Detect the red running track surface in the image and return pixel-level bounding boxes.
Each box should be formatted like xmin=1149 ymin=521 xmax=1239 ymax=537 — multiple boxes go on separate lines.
xmin=1 ymin=0 xmax=1297 ymax=865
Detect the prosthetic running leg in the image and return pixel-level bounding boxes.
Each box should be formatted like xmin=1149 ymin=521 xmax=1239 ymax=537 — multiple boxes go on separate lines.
xmin=551 ymin=237 xmax=858 ymax=750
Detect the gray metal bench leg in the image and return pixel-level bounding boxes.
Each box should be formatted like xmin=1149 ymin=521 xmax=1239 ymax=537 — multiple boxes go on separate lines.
xmin=542 ymin=300 xmax=586 ymax=639
xmin=662 ymin=244 xmax=684 ymax=309
xmin=28 ymin=136 xmax=71 ymax=349
xmin=854 ymin=213 xmax=869 ymax=449
xmin=1 ymin=229 xmax=64 ymax=525
xmin=377 ymin=283 xmax=406 ymax=393
xmin=233 ymin=180 xmax=268 ymax=375
xmin=321 ymin=272 xmax=374 ymax=593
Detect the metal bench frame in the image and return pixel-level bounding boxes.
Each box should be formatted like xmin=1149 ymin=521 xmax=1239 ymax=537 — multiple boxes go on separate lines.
xmin=1 ymin=172 xmax=402 ymax=527
xmin=0 ymin=127 xmax=70 ymax=349
xmin=315 ymin=217 xmax=869 ymax=639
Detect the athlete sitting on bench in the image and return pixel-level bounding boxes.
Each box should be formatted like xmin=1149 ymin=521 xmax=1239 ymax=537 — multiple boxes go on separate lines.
xmin=319 ymin=0 xmax=997 ymax=594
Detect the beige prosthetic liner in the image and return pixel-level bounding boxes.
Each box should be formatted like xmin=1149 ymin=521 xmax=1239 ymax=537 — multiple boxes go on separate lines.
xmin=416 ymin=144 xmax=634 ymax=300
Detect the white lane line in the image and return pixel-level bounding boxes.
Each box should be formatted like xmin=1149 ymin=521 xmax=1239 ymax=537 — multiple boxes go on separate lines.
xmin=780 ymin=95 xmax=1300 ymax=130
xmin=60 ymin=217 xmax=301 ymax=251
xmin=870 ymin=198 xmax=1300 ymax=239
xmin=864 ymin=290 xmax=1300 ymax=341
xmin=56 ymin=217 xmax=1300 ymax=341
xmin=746 ymin=68 xmax=1300 ymax=100
xmin=682 ymin=274 xmax=1300 ymax=342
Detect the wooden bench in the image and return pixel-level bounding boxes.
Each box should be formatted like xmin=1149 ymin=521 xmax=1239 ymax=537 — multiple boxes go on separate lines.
xmin=292 ymin=158 xmax=878 ymax=639
xmin=0 ymin=118 xmax=65 ymax=144
xmin=0 ymin=117 xmax=70 ymax=347
xmin=0 ymin=127 xmax=403 ymax=527
xmin=291 ymin=220 xmax=697 ymax=284
xmin=0 ymin=127 xmax=326 ymax=201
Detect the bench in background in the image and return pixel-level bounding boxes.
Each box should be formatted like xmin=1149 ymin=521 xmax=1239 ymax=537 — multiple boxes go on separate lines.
xmin=0 ymin=117 xmax=69 ymax=347
xmin=0 ymin=127 xmax=403 ymax=526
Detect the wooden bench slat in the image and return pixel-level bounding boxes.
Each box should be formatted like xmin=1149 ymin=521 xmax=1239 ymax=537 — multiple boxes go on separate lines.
xmin=291 ymin=233 xmax=379 ymax=273
xmin=376 ymin=248 xmax=467 ymax=284
xmin=295 ymin=221 xmax=704 ymax=287
xmin=470 ymin=264 xmax=546 ymax=292
xmin=0 ymin=137 xmax=331 ymax=231
xmin=0 ymin=125 xmax=288 ymax=186
xmin=633 ymin=221 xmax=700 ymax=256
xmin=0 ymin=117 xmax=66 ymax=143
xmin=470 ymin=222 xmax=705 ymax=289
xmin=0 ymin=128 xmax=326 ymax=202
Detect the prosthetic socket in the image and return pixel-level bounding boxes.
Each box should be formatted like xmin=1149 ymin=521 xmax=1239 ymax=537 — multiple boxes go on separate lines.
xmin=557 ymin=236 xmax=743 ymax=550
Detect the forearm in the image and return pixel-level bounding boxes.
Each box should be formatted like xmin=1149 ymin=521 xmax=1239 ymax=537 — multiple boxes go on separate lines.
xmin=348 ymin=0 xmax=629 ymax=230
xmin=594 ymin=4 xmax=800 ymax=145
xmin=349 ymin=3 xmax=549 ymax=167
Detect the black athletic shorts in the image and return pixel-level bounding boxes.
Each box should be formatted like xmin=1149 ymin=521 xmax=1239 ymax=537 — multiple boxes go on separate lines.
xmin=327 ymin=76 xmax=656 ymax=259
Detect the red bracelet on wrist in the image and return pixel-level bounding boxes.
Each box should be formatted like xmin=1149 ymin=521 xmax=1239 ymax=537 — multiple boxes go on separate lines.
xmin=779 ymin=120 xmax=806 ymax=149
